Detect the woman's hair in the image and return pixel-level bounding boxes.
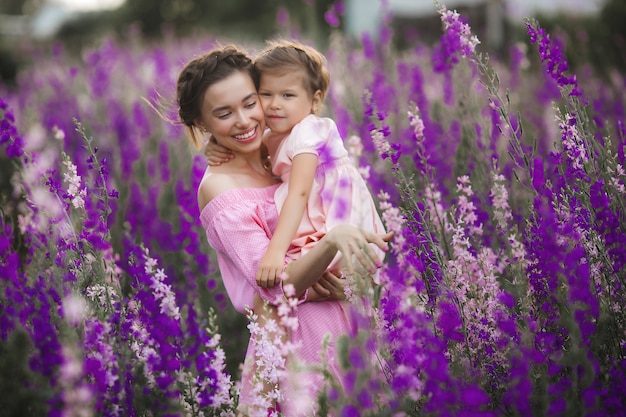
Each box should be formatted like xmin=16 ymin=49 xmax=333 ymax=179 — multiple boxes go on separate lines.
xmin=176 ymin=44 xmax=254 ymax=149
xmin=254 ymin=40 xmax=330 ymax=115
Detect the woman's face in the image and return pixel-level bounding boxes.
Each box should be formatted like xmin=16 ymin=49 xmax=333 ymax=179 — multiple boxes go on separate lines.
xmin=197 ymin=71 xmax=265 ymax=153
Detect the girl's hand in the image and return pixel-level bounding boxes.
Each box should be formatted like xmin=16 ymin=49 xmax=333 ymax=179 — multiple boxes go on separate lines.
xmin=256 ymin=249 xmax=286 ymax=288
xmin=326 ymin=225 xmax=393 ymax=276
xmin=203 ymin=136 xmax=234 ymax=166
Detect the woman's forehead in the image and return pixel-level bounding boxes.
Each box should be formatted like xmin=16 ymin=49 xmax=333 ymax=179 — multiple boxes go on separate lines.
xmin=204 ymin=72 xmax=256 ymax=109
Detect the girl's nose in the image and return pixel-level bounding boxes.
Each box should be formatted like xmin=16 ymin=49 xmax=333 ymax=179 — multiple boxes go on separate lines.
xmin=269 ymin=97 xmax=280 ymax=109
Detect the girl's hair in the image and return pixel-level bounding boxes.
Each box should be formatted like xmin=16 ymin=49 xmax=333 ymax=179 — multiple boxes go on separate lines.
xmin=254 ymin=40 xmax=330 ymax=114
xmin=176 ymin=44 xmax=254 ymax=148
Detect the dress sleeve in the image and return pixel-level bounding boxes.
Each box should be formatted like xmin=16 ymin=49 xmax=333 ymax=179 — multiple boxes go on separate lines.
xmin=204 ymin=200 xmax=306 ymax=306
xmin=285 ymin=114 xmax=327 ymax=159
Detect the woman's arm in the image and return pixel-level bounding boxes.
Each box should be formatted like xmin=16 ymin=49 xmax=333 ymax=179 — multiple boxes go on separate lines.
xmin=256 ymin=153 xmax=318 ymax=288
xmin=202 ymin=181 xmax=391 ymax=306
xmin=285 ymin=225 xmax=393 ymax=298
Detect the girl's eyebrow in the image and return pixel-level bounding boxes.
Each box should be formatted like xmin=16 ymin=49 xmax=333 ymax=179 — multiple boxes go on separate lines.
xmin=211 ymin=93 xmax=257 ymax=114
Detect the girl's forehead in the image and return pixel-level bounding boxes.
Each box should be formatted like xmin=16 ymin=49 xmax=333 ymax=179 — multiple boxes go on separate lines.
xmin=260 ymin=70 xmax=307 ymax=86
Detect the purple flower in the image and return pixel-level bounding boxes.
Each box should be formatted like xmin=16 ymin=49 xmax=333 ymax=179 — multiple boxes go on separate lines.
xmin=341 ymin=404 xmax=361 ymax=417
xmin=460 ymin=386 xmax=489 ymax=408
xmin=276 ymin=7 xmax=289 ymax=26
xmin=433 ymin=6 xmax=480 ymax=74
xmin=437 ymin=299 xmax=464 ymax=342
xmin=0 ymin=102 xmax=25 ymax=157
xmin=324 ymin=10 xmax=340 ymax=27
xmin=526 ymin=20 xmax=583 ymax=98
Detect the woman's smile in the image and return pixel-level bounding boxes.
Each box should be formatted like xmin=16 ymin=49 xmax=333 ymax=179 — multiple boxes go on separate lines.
xmin=233 ymin=126 xmax=258 ymax=143
xmin=198 ymin=71 xmax=266 ymax=150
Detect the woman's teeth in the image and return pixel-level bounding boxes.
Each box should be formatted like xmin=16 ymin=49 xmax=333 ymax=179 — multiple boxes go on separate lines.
xmin=235 ymin=128 xmax=255 ymax=140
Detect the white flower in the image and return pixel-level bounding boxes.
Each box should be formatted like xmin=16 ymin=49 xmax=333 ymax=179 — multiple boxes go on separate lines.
xmin=62 ymin=157 xmax=87 ymax=209
xmin=53 ymin=125 xmax=66 ymax=140
xmin=63 ymin=294 xmax=87 ymax=325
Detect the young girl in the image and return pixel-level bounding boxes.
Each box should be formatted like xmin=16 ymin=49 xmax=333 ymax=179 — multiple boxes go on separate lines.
xmin=209 ymin=40 xmax=387 ymax=290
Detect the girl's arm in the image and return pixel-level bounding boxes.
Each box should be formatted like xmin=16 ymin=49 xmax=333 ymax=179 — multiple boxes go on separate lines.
xmin=256 ymin=153 xmax=318 ymax=288
xmin=203 ymin=135 xmax=234 ymax=166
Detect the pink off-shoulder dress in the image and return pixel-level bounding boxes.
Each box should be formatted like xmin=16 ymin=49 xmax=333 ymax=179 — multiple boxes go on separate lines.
xmin=265 ymin=114 xmax=386 ymax=278
xmin=200 ymin=184 xmax=353 ymax=416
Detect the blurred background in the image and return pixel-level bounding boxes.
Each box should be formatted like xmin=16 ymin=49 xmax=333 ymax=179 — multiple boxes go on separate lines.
xmin=1 ymin=0 xmax=625 ymax=88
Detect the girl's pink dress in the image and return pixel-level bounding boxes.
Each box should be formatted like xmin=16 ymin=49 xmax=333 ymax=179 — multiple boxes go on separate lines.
xmin=265 ymin=114 xmax=386 ymax=278
xmin=200 ymin=185 xmax=353 ymax=416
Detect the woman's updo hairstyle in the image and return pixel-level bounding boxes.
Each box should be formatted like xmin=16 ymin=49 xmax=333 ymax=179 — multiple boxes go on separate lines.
xmin=177 ymin=45 xmax=254 ymax=148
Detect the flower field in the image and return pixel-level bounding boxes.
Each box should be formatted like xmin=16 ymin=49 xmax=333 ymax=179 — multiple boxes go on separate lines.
xmin=1 ymin=3 xmax=625 ymax=416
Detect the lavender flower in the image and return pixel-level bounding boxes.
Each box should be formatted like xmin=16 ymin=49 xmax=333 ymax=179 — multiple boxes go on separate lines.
xmin=0 ymin=97 xmax=24 ymax=157
xmin=526 ymin=20 xmax=582 ymax=97
xmin=438 ymin=5 xmax=480 ymax=58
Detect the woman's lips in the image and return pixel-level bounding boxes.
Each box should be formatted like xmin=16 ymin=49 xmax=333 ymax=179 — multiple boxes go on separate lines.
xmin=233 ymin=126 xmax=257 ymax=143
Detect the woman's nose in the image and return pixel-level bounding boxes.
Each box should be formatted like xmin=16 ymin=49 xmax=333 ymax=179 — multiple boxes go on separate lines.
xmin=235 ymin=110 xmax=250 ymax=126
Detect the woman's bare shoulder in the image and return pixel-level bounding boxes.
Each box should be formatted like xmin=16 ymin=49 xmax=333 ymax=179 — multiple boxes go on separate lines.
xmin=197 ymin=168 xmax=240 ymax=211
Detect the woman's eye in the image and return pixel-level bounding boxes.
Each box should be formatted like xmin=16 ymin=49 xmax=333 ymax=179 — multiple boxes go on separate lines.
xmin=245 ymin=101 xmax=257 ymax=109
xmin=217 ymin=113 xmax=231 ymax=120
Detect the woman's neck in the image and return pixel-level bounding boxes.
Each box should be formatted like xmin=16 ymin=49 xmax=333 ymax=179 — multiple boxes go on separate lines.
xmin=207 ymin=149 xmax=276 ymax=190
xmin=231 ymin=150 xmax=270 ymax=176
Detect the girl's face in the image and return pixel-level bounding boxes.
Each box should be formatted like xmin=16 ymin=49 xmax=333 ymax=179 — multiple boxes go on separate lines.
xmin=197 ymin=71 xmax=265 ymax=152
xmin=258 ymin=70 xmax=322 ymax=135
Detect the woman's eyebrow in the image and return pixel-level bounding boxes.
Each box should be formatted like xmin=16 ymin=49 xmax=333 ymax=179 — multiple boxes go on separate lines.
xmin=211 ymin=93 xmax=257 ymax=115
xmin=211 ymin=105 xmax=231 ymax=115
xmin=242 ymin=93 xmax=257 ymax=101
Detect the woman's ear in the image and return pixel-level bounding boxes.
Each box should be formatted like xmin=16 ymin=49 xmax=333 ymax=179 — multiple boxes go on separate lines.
xmin=193 ymin=117 xmax=208 ymax=132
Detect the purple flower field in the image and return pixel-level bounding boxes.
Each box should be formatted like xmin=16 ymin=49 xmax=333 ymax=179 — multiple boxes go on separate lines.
xmin=1 ymin=4 xmax=625 ymax=416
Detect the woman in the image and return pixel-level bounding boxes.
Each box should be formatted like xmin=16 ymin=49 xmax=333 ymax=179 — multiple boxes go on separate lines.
xmin=176 ymin=45 xmax=391 ymax=416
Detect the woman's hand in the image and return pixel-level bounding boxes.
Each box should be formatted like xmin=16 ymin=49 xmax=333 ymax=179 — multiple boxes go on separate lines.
xmin=203 ymin=135 xmax=234 ymax=166
xmin=325 ymin=225 xmax=393 ymax=276
xmin=284 ymin=224 xmax=393 ymax=298
xmin=307 ymin=270 xmax=346 ymax=301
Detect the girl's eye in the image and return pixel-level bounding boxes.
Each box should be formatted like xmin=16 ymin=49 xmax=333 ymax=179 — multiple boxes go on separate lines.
xmin=284 ymin=93 xmax=294 ymax=98
xmin=259 ymin=92 xmax=271 ymax=97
